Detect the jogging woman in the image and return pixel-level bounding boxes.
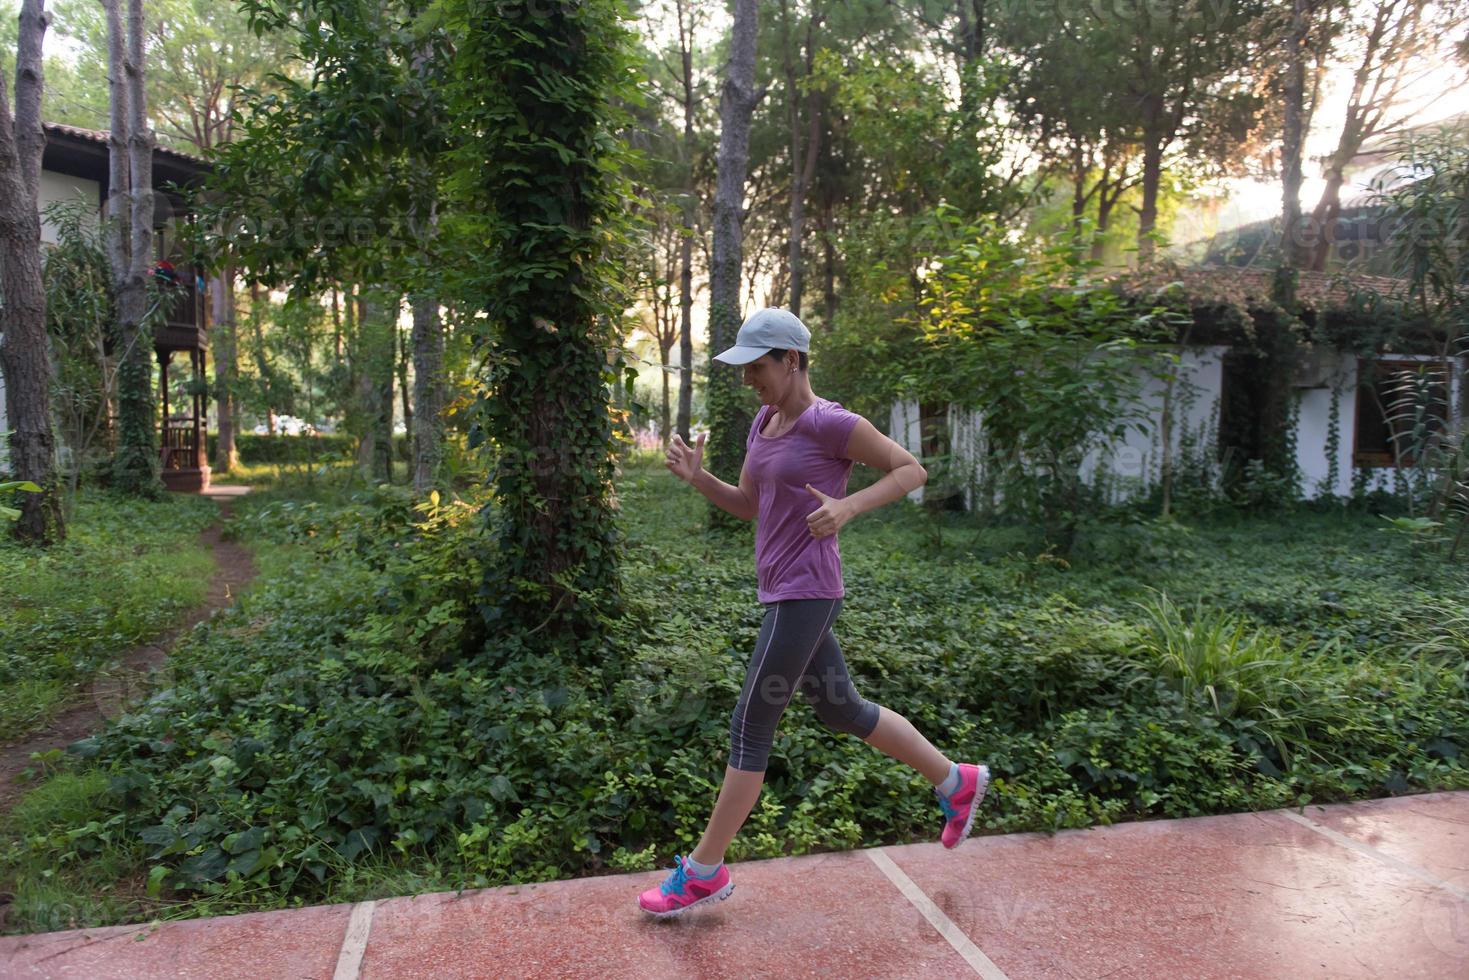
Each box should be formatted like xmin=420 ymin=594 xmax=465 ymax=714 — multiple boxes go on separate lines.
xmin=637 ymin=307 xmax=990 ymax=918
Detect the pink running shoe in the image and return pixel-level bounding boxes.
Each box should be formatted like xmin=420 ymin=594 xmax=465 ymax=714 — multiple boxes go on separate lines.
xmin=638 ymin=854 xmax=735 ymax=918
xmin=936 ymin=763 xmax=990 ymax=849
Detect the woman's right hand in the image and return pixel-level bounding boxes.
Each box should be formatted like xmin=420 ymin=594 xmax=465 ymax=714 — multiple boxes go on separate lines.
xmin=666 ymin=432 xmax=706 ymax=483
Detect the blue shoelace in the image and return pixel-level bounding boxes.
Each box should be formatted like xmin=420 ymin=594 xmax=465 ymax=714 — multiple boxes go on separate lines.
xmin=936 ymin=788 xmax=958 ymax=820
xmin=661 ymin=855 xmax=691 ymax=895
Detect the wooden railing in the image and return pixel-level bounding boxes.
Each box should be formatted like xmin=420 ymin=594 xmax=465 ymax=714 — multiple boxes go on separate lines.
xmin=162 ymin=417 xmax=198 ymax=470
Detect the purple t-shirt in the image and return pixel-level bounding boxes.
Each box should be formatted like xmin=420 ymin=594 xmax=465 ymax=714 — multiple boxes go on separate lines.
xmin=744 ymin=397 xmax=863 ymax=603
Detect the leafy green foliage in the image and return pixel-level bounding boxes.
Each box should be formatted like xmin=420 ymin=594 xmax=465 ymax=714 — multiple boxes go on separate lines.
xmin=1133 ymin=591 xmax=1363 ymax=774
xmin=440 ymin=0 xmax=642 ymax=646
xmin=2 ymin=458 xmax=1463 ymax=932
xmin=41 ymin=199 xmax=115 ymax=501
xmin=893 ymin=208 xmax=1189 ymax=552
xmin=0 ymin=480 xmax=41 ymax=521
xmin=0 ymin=491 xmax=217 ymax=741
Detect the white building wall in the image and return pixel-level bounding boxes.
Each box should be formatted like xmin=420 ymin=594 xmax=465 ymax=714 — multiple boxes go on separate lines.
xmin=38 ymin=170 xmax=101 ymax=246
xmin=887 ymin=345 xmax=1466 ymax=509
xmin=888 ymin=398 xmax=924 ymax=503
xmin=1078 ymin=345 xmax=1228 ymax=503
xmin=1295 ymin=350 xmax=1356 ymax=498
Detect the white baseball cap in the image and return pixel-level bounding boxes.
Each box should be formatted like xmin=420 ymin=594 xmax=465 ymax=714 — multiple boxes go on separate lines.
xmin=712 ymin=307 xmax=811 ymax=365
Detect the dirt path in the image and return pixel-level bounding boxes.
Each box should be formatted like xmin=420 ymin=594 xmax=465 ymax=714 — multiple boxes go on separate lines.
xmin=0 ymin=497 xmax=257 ymax=818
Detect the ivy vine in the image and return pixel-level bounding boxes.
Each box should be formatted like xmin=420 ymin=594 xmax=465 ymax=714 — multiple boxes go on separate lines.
xmin=443 ymin=0 xmax=641 ymax=651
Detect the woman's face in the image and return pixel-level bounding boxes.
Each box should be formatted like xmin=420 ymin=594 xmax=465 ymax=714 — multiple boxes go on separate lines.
xmin=742 ymin=351 xmax=798 ymax=404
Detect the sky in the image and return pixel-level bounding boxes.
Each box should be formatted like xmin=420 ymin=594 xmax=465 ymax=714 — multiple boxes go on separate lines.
xmin=627 ymin=2 xmax=1468 ymax=368
xmin=1178 ymin=44 xmax=1469 ymax=246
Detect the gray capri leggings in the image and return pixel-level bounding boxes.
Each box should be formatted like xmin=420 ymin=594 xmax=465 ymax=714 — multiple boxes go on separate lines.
xmin=728 ymin=597 xmax=882 ymax=773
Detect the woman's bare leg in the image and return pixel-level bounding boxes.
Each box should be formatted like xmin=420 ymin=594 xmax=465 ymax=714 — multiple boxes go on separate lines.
xmin=690 ymin=766 xmax=765 ymax=865
xmin=860 ymin=704 xmax=953 ymax=785
xmin=691 ymin=705 xmax=954 ymax=864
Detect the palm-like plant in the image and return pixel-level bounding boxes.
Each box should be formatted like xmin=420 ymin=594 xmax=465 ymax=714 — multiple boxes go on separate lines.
xmin=1132 ymin=590 xmax=1355 ymax=772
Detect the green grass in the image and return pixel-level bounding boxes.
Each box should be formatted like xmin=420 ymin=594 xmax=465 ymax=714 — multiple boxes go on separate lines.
xmin=0 ymin=453 xmax=1464 ymax=934
xmin=0 ymin=770 xmax=157 ymax=934
xmin=216 ymin=458 xmax=423 ymax=491
xmin=0 ymin=492 xmax=218 ymax=742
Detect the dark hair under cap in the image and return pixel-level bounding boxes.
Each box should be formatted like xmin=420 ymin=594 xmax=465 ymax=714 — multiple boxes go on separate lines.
xmin=763 ymin=348 xmax=809 ymax=371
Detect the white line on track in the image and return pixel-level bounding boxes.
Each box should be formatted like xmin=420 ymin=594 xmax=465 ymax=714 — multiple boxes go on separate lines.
xmin=865 ymin=849 xmax=1011 ymax=979
xmin=1280 ymin=809 xmax=1469 ymax=903
xmin=331 ymin=900 xmax=377 ymax=980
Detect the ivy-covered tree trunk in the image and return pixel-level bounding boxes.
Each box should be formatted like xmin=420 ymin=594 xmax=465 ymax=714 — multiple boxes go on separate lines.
xmin=705 ymin=0 xmax=762 ymax=522
xmin=452 ymin=0 xmax=633 ymax=647
xmin=105 ymin=0 xmax=160 ymax=496
xmin=0 ymin=0 xmax=64 ymax=543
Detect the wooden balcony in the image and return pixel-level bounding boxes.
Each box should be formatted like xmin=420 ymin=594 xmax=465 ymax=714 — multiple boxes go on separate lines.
xmin=154 ymin=277 xmax=207 ymax=352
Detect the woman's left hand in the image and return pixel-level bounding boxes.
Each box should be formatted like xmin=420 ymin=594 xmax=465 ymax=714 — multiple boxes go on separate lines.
xmin=805 ymin=484 xmax=853 ymax=538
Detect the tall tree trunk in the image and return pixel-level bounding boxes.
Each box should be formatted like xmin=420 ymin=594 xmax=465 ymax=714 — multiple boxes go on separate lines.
xmin=0 ymin=0 xmax=63 ymax=542
xmin=1091 ymin=160 xmax=1126 ymax=264
xmin=1136 ymin=125 xmax=1164 ymax=264
xmin=209 ymin=268 xmax=238 ymax=472
xmin=1069 ymin=136 xmax=1089 ymax=243
xmin=410 ymin=293 xmax=444 ymax=493
xmin=351 ymin=288 xmax=376 ymax=478
xmin=960 ymin=0 xmax=987 ymax=64
xmin=787 ymin=93 xmax=822 ymax=317
xmin=1305 ymin=0 xmax=1428 ymax=272
xmin=331 ymin=285 xmax=343 ymax=360
xmin=106 ymin=0 xmax=159 ymax=496
xmin=676 ymin=213 xmax=693 ymax=442
xmin=354 ymin=371 xmax=375 ymax=477
xmin=1279 ymin=0 xmax=1311 ymax=280
xmin=343 ymin=284 xmax=358 ymax=416
xmin=781 ymin=0 xmax=822 ymax=318
xmin=1305 ymin=164 xmax=1347 ymax=272
xmin=407 ymin=41 xmax=443 ymax=494
xmin=953 ymin=0 xmax=988 ymax=117
xmin=659 ymin=339 xmax=672 ymax=446
xmin=820 ymin=182 xmax=837 ymax=324
xmin=396 ymin=308 xmax=412 ymax=483
xmin=355 ymin=292 xmax=395 ymax=484
xmin=247 ymin=280 xmax=274 ymax=436
xmin=674 ymin=0 xmax=696 ymax=443
xmin=705 ymin=0 xmax=763 ymax=508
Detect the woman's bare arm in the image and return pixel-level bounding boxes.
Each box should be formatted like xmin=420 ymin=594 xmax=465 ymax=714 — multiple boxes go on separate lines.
xmin=804 ymin=417 xmax=927 ymax=538
xmin=840 ymin=417 xmax=927 ymax=518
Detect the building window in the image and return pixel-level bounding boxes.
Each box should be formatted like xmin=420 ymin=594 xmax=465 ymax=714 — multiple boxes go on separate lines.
xmin=1353 ymin=357 xmax=1452 ymax=468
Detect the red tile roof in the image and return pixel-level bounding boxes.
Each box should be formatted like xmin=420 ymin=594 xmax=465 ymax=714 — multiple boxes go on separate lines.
xmin=43 ymin=121 xmax=210 ymax=168
xmin=1098 ymin=261 xmax=1412 ymax=316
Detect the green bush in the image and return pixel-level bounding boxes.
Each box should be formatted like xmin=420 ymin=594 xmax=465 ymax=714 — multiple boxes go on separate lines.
xmin=2 ymin=458 xmax=1465 ymax=932
xmin=207 ymin=432 xmax=356 ymax=465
